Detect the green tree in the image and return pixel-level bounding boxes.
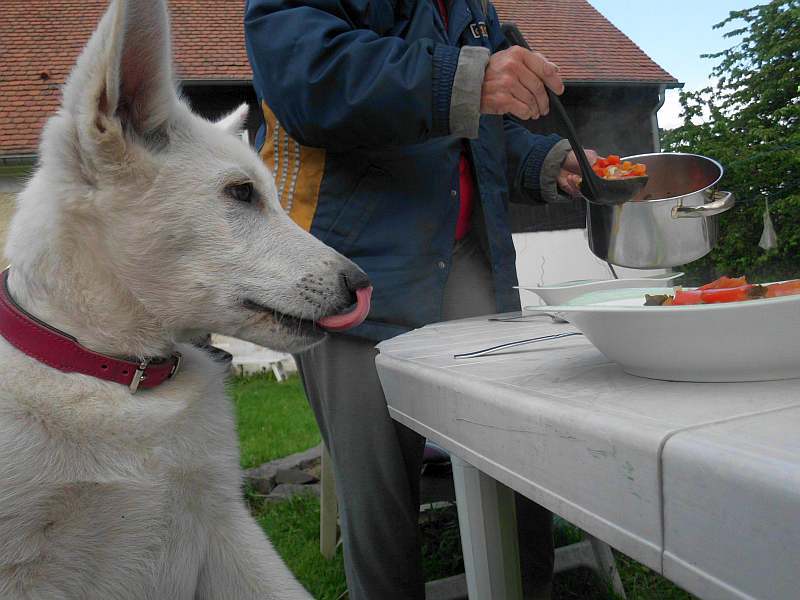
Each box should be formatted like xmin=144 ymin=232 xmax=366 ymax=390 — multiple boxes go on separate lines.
xmin=661 ymin=0 xmax=800 ymax=282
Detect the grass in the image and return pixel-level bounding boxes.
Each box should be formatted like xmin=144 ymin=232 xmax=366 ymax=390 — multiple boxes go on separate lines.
xmin=252 ymin=493 xmax=348 ymax=600
xmin=233 ymin=372 xmax=697 ymax=600
xmin=229 ymin=373 xmax=320 ymax=469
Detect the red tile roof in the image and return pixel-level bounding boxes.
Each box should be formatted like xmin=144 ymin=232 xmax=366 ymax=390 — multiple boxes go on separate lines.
xmin=0 ymin=0 xmax=251 ymax=156
xmin=493 ymin=0 xmax=678 ymax=86
xmin=1 ymin=0 xmax=677 ymax=156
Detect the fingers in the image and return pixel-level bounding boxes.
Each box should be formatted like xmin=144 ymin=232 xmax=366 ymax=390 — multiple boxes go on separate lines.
xmin=557 ymin=170 xmax=583 ymax=197
xmin=492 ymin=69 xmax=542 ymax=118
xmin=508 ymin=47 xmax=564 ymax=117
xmin=480 ymin=79 xmax=534 ymax=119
xmin=480 ymin=46 xmax=565 ymax=120
xmin=507 ymin=97 xmax=535 ymax=120
xmin=516 ymin=68 xmax=549 ymax=117
xmin=520 ymin=48 xmax=564 ymax=95
xmin=500 ymin=47 xmax=548 ymax=116
xmin=562 ymin=149 xmax=600 ymax=174
xmin=506 ymin=73 xmax=543 ymax=119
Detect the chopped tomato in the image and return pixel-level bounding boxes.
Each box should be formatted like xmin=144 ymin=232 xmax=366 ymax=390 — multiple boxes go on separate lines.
xmin=698 ymin=276 xmax=748 ymax=290
xmin=591 ymin=155 xmax=646 ymax=180
xmin=645 ymin=277 xmax=800 ymax=306
xmin=700 ymin=285 xmax=761 ymax=303
xmin=671 ymin=289 xmax=703 ymax=305
xmin=629 ymin=164 xmax=647 ymax=177
xmin=765 ymin=280 xmax=800 ymax=298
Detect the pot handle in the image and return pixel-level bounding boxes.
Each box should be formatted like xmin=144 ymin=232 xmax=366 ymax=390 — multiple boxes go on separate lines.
xmin=671 ymin=190 xmax=735 ymax=219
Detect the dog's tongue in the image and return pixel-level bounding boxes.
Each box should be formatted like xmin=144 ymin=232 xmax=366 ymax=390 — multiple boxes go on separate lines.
xmin=317 ymin=286 xmax=372 ymax=332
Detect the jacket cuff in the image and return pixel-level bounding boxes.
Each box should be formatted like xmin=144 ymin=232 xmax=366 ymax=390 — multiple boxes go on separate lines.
xmin=523 ymin=137 xmax=571 ymax=203
xmin=432 ymin=44 xmax=461 ymax=137
xmin=450 ymin=46 xmax=490 ymax=139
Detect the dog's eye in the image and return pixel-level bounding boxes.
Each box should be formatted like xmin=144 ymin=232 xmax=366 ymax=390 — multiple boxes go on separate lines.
xmin=227 ymin=182 xmax=255 ymax=204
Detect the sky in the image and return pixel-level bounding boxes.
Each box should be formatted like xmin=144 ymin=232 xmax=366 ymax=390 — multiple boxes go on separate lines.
xmin=587 ymin=1 xmax=756 ymax=129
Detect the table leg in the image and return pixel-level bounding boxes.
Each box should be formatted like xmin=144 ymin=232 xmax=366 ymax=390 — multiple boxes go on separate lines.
xmin=451 ymin=455 xmax=523 ymax=600
xmin=319 ymin=445 xmax=338 ymax=560
xmin=587 ymin=533 xmax=626 ymax=598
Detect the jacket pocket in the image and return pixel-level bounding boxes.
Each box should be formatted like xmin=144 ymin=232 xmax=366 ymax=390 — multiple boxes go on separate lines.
xmin=322 ymin=165 xmax=386 ymax=254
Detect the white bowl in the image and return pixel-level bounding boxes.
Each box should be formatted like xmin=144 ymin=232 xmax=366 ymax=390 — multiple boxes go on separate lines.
xmin=516 ymin=272 xmax=683 ymax=306
xmin=527 ymin=286 xmax=800 ymax=382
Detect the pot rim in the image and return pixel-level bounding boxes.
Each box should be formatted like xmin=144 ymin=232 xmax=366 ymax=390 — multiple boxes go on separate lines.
xmin=615 ymin=152 xmax=725 ymax=204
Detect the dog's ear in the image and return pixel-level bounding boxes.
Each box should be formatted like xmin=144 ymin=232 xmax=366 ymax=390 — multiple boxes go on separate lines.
xmin=63 ymin=0 xmax=176 ymax=155
xmin=215 ymin=104 xmax=250 ymax=137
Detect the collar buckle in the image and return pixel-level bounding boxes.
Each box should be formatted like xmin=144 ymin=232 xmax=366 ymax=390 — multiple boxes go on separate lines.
xmin=169 ymin=352 xmax=183 ymax=379
xmin=129 ymin=358 xmax=151 ymax=394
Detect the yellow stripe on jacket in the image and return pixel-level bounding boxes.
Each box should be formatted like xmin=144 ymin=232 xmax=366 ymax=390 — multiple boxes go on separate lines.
xmin=258 ymin=101 xmax=325 ymax=232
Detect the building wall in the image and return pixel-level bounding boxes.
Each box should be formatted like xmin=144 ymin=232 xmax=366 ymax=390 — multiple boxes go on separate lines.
xmin=0 ymin=192 xmax=17 ymax=260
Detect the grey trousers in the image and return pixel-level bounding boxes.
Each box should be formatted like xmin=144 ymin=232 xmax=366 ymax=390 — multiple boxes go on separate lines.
xmin=295 ymin=234 xmax=553 ymax=600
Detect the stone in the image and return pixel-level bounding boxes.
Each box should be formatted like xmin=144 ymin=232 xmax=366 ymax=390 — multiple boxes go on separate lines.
xmin=243 ymin=444 xmax=323 ymax=495
xmin=247 ymin=473 xmax=277 ymax=495
xmin=243 ymin=464 xmax=279 ymax=494
xmin=273 ymin=443 xmax=322 ymax=471
xmin=244 ymin=462 xmax=278 ymax=481
xmin=275 ymin=468 xmax=318 ymax=485
xmin=306 ymin=462 xmax=322 ymax=481
xmin=266 ymin=483 xmax=321 ymax=502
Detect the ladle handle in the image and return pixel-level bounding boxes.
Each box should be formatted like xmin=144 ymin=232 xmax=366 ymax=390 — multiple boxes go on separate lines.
xmin=500 ymin=24 xmax=599 ymax=199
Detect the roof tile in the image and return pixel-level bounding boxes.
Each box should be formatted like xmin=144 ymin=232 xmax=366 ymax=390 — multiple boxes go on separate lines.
xmin=493 ymin=0 xmax=677 ymax=85
xmin=1 ymin=0 xmax=677 ymax=155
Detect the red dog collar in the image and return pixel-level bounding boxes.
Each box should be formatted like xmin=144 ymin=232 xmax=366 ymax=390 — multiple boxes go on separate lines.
xmin=0 ymin=270 xmax=181 ymax=393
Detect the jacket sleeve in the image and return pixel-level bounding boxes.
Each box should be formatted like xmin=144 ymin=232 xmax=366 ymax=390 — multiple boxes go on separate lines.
xmin=504 ymin=118 xmax=572 ymax=204
xmin=485 ymin=2 xmax=570 ymax=204
xmin=244 ymin=0 xmax=460 ymax=150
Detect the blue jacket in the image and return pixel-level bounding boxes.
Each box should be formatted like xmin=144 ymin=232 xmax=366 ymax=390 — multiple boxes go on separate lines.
xmin=244 ymin=0 xmax=564 ymax=341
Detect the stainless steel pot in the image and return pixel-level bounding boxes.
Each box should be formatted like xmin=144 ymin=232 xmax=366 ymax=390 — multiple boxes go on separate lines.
xmin=586 ymin=153 xmax=735 ymax=269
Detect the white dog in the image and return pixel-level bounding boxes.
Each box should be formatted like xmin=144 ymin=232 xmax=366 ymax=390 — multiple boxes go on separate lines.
xmin=0 ymin=0 xmax=371 ymax=598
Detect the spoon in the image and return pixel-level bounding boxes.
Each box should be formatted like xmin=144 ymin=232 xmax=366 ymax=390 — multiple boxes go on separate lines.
xmin=501 ymin=24 xmax=649 ymax=206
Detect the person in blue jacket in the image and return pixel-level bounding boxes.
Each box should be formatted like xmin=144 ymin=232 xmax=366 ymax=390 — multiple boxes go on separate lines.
xmin=245 ymin=0 xmax=593 ymax=597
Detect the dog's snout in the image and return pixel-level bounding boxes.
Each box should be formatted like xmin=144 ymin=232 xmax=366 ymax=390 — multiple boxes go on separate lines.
xmin=341 ymin=267 xmax=371 ymax=299
xmin=316 ymin=265 xmax=372 ymax=331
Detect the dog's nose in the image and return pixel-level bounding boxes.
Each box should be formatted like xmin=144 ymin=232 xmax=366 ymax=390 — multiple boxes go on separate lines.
xmin=341 ymin=266 xmax=371 ymax=298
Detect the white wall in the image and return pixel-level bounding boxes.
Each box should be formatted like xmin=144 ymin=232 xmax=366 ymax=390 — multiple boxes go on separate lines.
xmin=0 ymin=191 xmax=18 ymax=261
xmin=513 ymin=229 xmax=667 ymax=307
xmin=0 ymin=175 xmax=25 ymax=194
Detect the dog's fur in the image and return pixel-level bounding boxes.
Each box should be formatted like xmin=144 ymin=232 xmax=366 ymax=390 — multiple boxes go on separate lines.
xmin=0 ymin=1 xmax=366 ymax=597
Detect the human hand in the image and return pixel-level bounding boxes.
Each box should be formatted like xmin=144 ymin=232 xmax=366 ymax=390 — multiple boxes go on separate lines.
xmin=557 ymin=149 xmax=599 ymax=197
xmin=480 ymin=46 xmax=563 ymax=120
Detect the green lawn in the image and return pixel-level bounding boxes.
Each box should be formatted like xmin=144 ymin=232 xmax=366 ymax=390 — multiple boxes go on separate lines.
xmin=229 ymin=374 xmax=320 ymax=469
xmin=253 ymin=493 xmax=348 ymax=600
xmin=233 ymin=372 xmax=696 ymax=600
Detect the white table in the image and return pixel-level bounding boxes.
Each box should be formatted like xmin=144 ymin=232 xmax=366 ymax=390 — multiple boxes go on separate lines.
xmin=375 ymin=314 xmax=800 ymax=600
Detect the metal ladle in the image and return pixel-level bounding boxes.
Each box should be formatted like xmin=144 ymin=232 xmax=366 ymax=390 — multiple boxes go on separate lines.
xmin=501 ymin=24 xmax=649 ymax=206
